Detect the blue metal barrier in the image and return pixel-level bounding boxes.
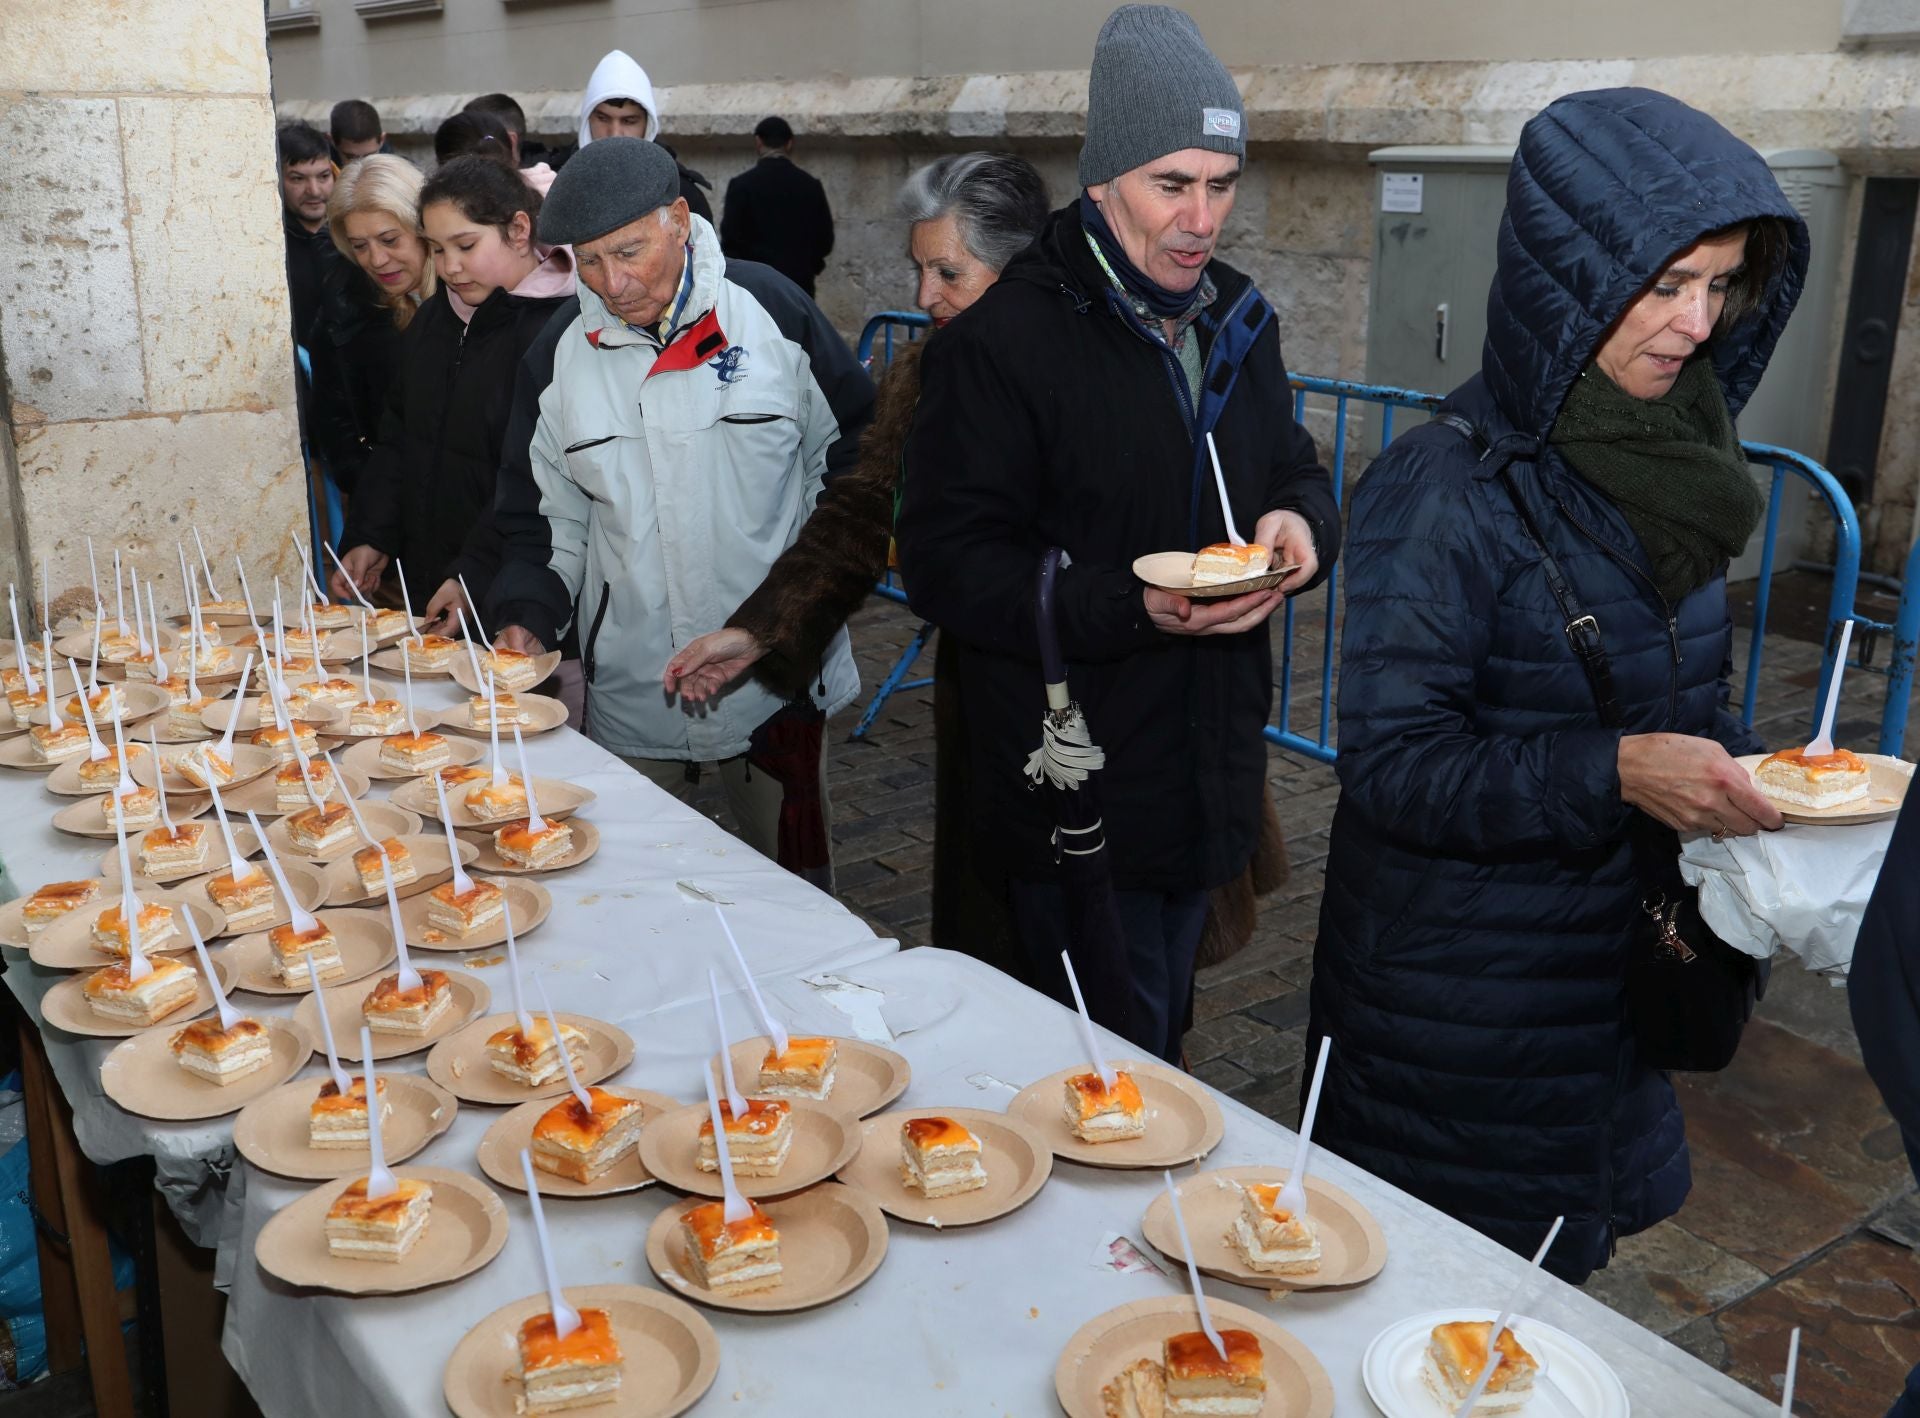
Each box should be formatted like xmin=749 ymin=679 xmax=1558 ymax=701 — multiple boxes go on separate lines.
xmin=1863 ymin=536 xmax=1920 ymax=757
xmin=851 ymin=312 xmax=936 ymax=740
xmin=1265 ymin=378 xmax=1446 ymax=763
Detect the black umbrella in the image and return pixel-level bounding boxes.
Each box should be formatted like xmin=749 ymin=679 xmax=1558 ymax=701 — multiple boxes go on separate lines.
xmin=1027 ymin=548 xmax=1136 ymax=1042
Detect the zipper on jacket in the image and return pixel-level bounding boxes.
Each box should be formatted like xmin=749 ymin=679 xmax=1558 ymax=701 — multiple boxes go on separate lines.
xmin=581 ymin=581 xmax=611 ymax=684
xmin=1555 ymin=496 xmax=1682 ymax=724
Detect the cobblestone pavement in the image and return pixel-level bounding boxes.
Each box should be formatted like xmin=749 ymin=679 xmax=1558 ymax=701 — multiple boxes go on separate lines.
xmin=669 ymin=573 xmax=1915 ymax=1416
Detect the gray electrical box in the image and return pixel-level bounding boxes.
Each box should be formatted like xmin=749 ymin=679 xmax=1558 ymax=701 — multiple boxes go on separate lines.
xmin=1362 ymin=144 xmax=1847 ymax=582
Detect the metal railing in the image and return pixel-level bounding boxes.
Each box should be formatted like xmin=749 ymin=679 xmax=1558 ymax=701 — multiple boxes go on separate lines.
xmin=849 ymin=313 xmax=1873 ymax=762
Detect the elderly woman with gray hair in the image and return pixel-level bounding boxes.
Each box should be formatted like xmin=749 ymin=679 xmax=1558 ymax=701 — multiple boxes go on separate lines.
xmin=665 ymin=153 xmax=1048 ymax=965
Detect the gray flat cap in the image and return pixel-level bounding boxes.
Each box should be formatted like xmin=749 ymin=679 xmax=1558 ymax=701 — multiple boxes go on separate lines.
xmin=538 ymin=137 xmax=681 ymax=245
xmin=1079 ymin=4 xmax=1245 ymax=188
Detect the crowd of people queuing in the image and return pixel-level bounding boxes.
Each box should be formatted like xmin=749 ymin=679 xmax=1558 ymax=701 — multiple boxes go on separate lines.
xmin=270 ymin=6 xmax=1917 ymax=1381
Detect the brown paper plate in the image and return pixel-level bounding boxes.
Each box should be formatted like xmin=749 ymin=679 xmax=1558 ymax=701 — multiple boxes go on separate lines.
xmin=52 ymin=793 xmax=212 ymax=839
xmin=645 ymin=1182 xmax=888 ymax=1314
xmin=447 ymin=650 xmax=563 ymax=698
xmin=40 ymin=955 xmax=237 ymax=1038
xmin=475 ymin=1086 xmax=678 ymax=1197
xmin=28 ymin=682 xmax=172 ymax=727
xmin=428 ymin=694 xmax=570 ymax=738
xmin=222 ymin=909 xmax=396 ymax=995
xmin=47 ymin=747 xmax=167 ymax=796
xmin=397 ymin=876 xmax=551 ymax=951
xmin=712 ymin=1035 xmax=910 ymax=1119
xmin=98 ymin=822 xmax=263 ymax=886
xmin=234 ymin=1072 xmax=458 ymax=1180
xmin=339 ymin=734 xmax=486 ymax=783
xmin=426 ymin=1011 xmax=635 ymax=1105
xmin=292 ymin=966 xmax=491 ymax=1060
xmin=368 ymin=645 xmax=457 ymax=678
xmin=264 ymin=801 xmax=422 ymax=863
xmin=836 ymin=1106 xmax=1053 ymax=1227
xmin=132 ymin=741 xmax=275 ymax=793
xmin=255 ymin=1165 xmax=507 ymax=1295
xmin=1738 ymin=751 xmax=1913 ymax=826
xmin=0 ymin=734 xmax=70 ymax=772
xmin=99 ymin=1016 xmax=310 ymax=1120
xmin=319 ymin=832 xmax=476 ymax=906
xmin=54 ymin=626 xmax=182 ymax=659
xmin=0 ymin=879 xmax=119 ymax=948
xmin=638 ymin=1100 xmax=859 ymax=1200
xmin=460 ymin=818 xmax=600 ymax=876
xmin=1010 ymin=1060 xmax=1224 ymax=1170
xmin=29 ymin=891 xmax=226 ymax=970
xmin=216 ymin=763 xmax=371 ymax=818
xmin=443 ymin=1284 xmax=718 ymax=1418
xmin=394 ymin=776 xmax=594 ymax=829
xmin=1054 ymin=1295 xmax=1334 ymax=1418
xmin=199 ymin=697 xmax=347 ymax=736
xmin=1132 ymin=550 xmax=1301 ymax=600
xmin=1141 ymin=1166 xmax=1388 ymax=1291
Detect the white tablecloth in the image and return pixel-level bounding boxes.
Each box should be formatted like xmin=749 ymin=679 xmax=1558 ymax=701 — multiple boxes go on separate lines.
xmin=220 ymin=947 xmax=1773 ymax=1416
xmin=0 ymin=675 xmax=896 ymax=1241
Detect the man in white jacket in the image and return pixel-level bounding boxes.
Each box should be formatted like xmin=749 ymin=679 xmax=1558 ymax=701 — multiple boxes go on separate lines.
xmin=490 ymin=139 xmax=873 ymax=877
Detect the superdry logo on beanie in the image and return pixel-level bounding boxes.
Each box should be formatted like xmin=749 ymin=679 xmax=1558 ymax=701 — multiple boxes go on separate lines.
xmin=1078 ymin=4 xmax=1246 ymax=189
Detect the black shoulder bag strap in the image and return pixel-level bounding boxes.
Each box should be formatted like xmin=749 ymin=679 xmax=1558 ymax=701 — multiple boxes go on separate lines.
xmin=1430 ymin=412 xmax=1623 ymax=728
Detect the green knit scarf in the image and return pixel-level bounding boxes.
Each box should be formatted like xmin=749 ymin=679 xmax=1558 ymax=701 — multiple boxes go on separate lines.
xmin=1547 ymin=357 xmax=1765 ymax=603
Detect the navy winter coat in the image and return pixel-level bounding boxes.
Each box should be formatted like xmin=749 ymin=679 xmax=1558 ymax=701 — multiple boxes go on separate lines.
xmin=1309 ymin=89 xmax=1809 ymax=1283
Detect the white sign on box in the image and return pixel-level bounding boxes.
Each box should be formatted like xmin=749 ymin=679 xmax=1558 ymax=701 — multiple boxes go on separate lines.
xmin=1381 ymin=172 xmax=1423 ymax=213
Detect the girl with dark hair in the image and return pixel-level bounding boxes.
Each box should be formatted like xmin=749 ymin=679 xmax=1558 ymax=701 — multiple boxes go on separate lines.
xmin=331 ymin=156 xmax=577 ymax=628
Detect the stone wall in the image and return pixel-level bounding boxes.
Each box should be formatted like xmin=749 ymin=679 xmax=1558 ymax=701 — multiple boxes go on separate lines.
xmin=0 ymin=0 xmax=306 ymax=623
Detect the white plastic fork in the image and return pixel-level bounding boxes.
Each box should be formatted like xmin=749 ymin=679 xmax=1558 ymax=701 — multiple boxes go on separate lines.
xmin=1805 ymin=620 xmax=1854 ymax=758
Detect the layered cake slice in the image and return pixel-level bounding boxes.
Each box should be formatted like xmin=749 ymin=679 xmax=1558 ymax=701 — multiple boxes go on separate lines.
xmin=323 ymin=1176 xmax=432 ymax=1262
xmin=515 ymin=1306 xmax=623 ymax=1414
xmin=900 ymin=1116 xmax=988 ymax=1198
xmin=486 ymin=1016 xmax=590 ymax=1087
xmin=695 ymin=1098 xmax=792 ymax=1177
xmin=680 ymin=1199 xmax=781 ymax=1295
xmin=308 ymin=1075 xmax=390 ymax=1149
xmin=170 ymin=1017 xmax=272 ymax=1085
xmin=530 ymin=1087 xmax=645 ymax=1183
xmin=1063 ymin=1070 xmax=1146 ymax=1143
xmin=1227 ymin=1181 xmax=1322 ymax=1275
xmin=756 ymin=1036 xmax=837 ymax=1100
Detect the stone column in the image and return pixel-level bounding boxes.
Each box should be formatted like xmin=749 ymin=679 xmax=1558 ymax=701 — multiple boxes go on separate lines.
xmin=0 ymin=0 xmax=307 ymax=622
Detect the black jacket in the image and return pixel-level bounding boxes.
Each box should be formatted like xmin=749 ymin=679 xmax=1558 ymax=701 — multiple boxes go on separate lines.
xmin=283 ymin=210 xmax=337 ymax=348
xmin=1310 ymin=88 xmax=1810 ymax=1284
xmin=720 ymin=155 xmax=834 ymax=296
xmin=897 ymin=202 xmax=1339 ymax=894
xmin=302 ymin=260 xmax=401 ymax=497
xmin=1852 ymin=795 xmax=1920 ymax=1184
xmin=343 ymin=282 xmax=575 ymax=610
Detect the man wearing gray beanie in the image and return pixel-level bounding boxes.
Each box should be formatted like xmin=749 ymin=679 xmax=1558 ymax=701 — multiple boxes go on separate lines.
xmin=897 ymin=4 xmax=1339 ymax=1064
xmin=489 ymin=137 xmax=874 ymax=881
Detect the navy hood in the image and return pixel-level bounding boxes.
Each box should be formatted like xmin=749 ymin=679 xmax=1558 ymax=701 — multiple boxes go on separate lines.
xmin=1483 ymin=87 xmax=1810 ymax=438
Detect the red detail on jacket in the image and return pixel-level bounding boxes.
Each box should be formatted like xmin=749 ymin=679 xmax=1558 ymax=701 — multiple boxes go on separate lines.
xmin=645 ymin=309 xmax=729 ymax=380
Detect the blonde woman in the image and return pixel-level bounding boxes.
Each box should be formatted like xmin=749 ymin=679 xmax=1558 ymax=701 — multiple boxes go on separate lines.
xmin=307 ymin=155 xmax=435 ymax=495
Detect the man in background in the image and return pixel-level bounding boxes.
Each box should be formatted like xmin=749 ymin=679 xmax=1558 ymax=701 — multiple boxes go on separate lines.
xmin=329 ymin=99 xmax=388 ymax=161
xmin=720 ymin=116 xmax=835 ymax=297
xmin=576 ymin=49 xmax=713 ymax=221
xmin=277 ymin=121 xmax=337 ymax=343
xmin=463 ymin=92 xmax=558 ymax=192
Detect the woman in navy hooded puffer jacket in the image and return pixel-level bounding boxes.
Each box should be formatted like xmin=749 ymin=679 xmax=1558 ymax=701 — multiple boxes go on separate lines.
xmin=1309 ymin=89 xmax=1809 ymax=1284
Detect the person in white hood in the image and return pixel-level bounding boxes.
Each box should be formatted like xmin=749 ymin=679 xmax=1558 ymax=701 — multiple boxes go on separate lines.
xmin=576 ymin=50 xmax=713 ymax=222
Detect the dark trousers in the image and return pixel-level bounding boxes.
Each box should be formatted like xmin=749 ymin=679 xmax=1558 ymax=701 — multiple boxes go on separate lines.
xmin=1007 ymin=882 xmax=1206 ymax=1064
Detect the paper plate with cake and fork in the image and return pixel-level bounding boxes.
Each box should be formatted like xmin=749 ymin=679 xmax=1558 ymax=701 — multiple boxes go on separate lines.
xmin=1133 ymin=542 xmax=1299 ymax=601
xmin=1740 ymin=622 xmax=1912 ymax=827
xmin=836 ymin=1106 xmax=1053 ymax=1227
xmin=1010 ymin=964 xmax=1225 ymax=1169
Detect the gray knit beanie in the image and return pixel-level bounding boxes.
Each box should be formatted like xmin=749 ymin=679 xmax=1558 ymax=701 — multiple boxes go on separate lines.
xmin=1078 ymin=5 xmax=1245 ymax=188
xmin=539 ymin=136 xmax=681 ymax=245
